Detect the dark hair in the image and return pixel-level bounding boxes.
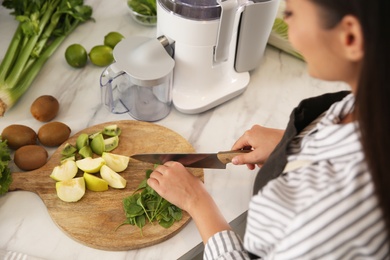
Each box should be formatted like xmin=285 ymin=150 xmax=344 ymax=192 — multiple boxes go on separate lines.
xmin=311 ymin=0 xmax=390 ymax=247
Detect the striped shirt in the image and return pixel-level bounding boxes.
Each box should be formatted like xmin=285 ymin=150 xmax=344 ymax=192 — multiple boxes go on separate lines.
xmin=204 ymin=94 xmax=389 ymax=259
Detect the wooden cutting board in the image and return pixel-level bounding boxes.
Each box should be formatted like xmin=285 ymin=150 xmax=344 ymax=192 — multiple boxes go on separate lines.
xmin=9 ymin=120 xmax=203 ymax=251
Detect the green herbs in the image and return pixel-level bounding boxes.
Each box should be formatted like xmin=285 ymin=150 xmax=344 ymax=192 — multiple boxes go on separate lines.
xmin=128 ymin=0 xmax=156 ymax=16
xmin=127 ymin=0 xmax=157 ymax=25
xmin=0 ymin=0 xmax=93 ymax=116
xmin=0 ymin=138 xmax=12 ymax=195
xmin=119 ymin=169 xmax=182 ymax=235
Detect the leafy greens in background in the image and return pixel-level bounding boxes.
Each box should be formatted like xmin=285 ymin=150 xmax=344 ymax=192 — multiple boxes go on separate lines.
xmin=119 ymin=169 xmax=182 ymax=235
xmin=0 ymin=139 xmax=11 ymax=195
xmin=127 ymin=0 xmax=156 ymax=17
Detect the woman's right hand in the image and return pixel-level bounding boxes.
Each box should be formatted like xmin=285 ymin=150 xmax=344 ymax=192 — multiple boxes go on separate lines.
xmin=231 ymin=125 xmax=284 ymax=170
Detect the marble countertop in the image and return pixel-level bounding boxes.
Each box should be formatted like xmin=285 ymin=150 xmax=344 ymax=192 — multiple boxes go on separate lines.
xmin=0 ymin=1 xmax=349 ymax=259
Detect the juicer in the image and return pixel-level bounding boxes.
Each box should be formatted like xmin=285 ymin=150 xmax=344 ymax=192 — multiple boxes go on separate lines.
xmin=100 ymin=0 xmax=279 ymax=121
xmin=156 ymin=0 xmax=279 ymax=114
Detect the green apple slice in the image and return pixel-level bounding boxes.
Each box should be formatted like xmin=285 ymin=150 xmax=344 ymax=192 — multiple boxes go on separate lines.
xmin=83 ymin=172 xmax=109 ymax=191
xmin=76 ymin=157 xmax=105 ymax=173
xmin=56 ymin=177 xmax=86 ymax=202
xmin=50 ymin=160 xmax=78 ymax=181
xmin=100 ymin=165 xmax=127 ymax=189
xmin=101 ymin=152 xmax=129 ymax=172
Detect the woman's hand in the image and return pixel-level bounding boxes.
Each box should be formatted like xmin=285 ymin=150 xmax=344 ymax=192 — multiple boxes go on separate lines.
xmin=231 ymin=125 xmax=284 ymax=170
xmin=147 ymin=161 xmax=206 ymax=214
xmin=147 ymin=162 xmax=232 ymax=244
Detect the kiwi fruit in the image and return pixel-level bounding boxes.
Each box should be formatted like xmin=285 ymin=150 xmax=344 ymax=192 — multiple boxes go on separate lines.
xmin=103 ymin=136 xmax=119 ymax=152
xmin=30 ymin=95 xmax=60 ymax=122
xmin=14 ymin=145 xmax=48 ymax=171
xmin=1 ymin=124 xmax=37 ymax=150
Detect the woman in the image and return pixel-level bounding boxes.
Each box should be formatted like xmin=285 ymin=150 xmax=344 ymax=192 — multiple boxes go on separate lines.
xmin=147 ymin=0 xmax=390 ymax=258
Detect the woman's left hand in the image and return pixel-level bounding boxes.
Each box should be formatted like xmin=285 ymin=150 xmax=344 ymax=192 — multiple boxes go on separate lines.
xmin=147 ymin=161 xmax=206 ymax=214
xmin=147 ymin=161 xmax=232 ymax=244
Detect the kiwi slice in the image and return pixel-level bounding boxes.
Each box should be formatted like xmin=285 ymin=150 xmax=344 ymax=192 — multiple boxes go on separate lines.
xmin=102 ymin=124 xmax=121 ymax=137
xmin=61 ymin=143 xmax=77 ymax=157
xmin=89 ymin=131 xmax=102 ymax=140
xmin=104 ymin=136 xmax=119 ymax=152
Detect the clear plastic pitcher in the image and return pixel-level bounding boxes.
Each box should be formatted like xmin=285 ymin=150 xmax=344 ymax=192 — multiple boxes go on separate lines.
xmin=100 ymin=36 xmax=175 ymax=122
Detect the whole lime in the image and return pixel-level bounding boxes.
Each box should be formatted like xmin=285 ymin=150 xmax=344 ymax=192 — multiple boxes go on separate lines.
xmin=89 ymin=45 xmax=114 ymax=67
xmin=65 ymin=44 xmax=88 ymax=68
xmin=104 ymin=32 xmax=125 ymax=49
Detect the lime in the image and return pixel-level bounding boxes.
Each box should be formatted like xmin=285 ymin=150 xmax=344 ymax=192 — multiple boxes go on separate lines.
xmin=65 ymin=44 xmax=88 ymax=68
xmin=104 ymin=32 xmax=125 ymax=49
xmin=89 ymin=45 xmax=114 ymax=67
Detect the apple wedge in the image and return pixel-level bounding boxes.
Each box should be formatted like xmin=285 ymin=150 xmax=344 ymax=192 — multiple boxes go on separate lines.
xmin=76 ymin=157 xmax=105 ymax=173
xmin=101 ymin=152 xmax=129 ymax=172
xmin=50 ymin=160 xmax=78 ymax=181
xmin=100 ymin=165 xmax=127 ymax=189
xmin=84 ymin=172 xmax=109 ymax=191
xmin=56 ymin=177 xmax=86 ymax=202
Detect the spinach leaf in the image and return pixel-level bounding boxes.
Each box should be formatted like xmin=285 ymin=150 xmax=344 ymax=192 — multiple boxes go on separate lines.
xmin=119 ymin=167 xmax=183 ymax=235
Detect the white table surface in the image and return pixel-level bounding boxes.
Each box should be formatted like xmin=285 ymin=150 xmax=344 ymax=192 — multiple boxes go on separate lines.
xmin=0 ymin=1 xmax=349 ymax=259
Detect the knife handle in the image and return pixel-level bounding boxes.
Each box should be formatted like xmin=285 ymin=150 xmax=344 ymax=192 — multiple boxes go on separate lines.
xmin=217 ymin=150 xmax=251 ymax=164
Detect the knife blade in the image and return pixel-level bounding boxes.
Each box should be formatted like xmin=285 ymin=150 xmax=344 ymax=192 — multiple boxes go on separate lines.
xmin=130 ymin=150 xmax=251 ymax=169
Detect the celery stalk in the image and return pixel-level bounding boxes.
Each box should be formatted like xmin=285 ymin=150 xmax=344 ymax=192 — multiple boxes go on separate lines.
xmin=0 ymin=0 xmax=93 ymax=116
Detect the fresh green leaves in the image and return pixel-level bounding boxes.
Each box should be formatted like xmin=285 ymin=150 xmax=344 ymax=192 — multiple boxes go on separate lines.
xmin=0 ymin=138 xmax=12 ymax=195
xmin=127 ymin=0 xmax=156 ymax=16
xmin=119 ymin=168 xmax=182 ymax=235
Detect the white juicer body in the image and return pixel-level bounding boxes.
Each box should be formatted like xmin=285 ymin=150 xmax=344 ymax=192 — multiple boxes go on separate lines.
xmin=156 ymin=2 xmax=249 ymax=114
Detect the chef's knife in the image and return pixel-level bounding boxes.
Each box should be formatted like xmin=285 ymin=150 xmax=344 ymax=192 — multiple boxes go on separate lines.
xmin=130 ymin=150 xmax=251 ymax=169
